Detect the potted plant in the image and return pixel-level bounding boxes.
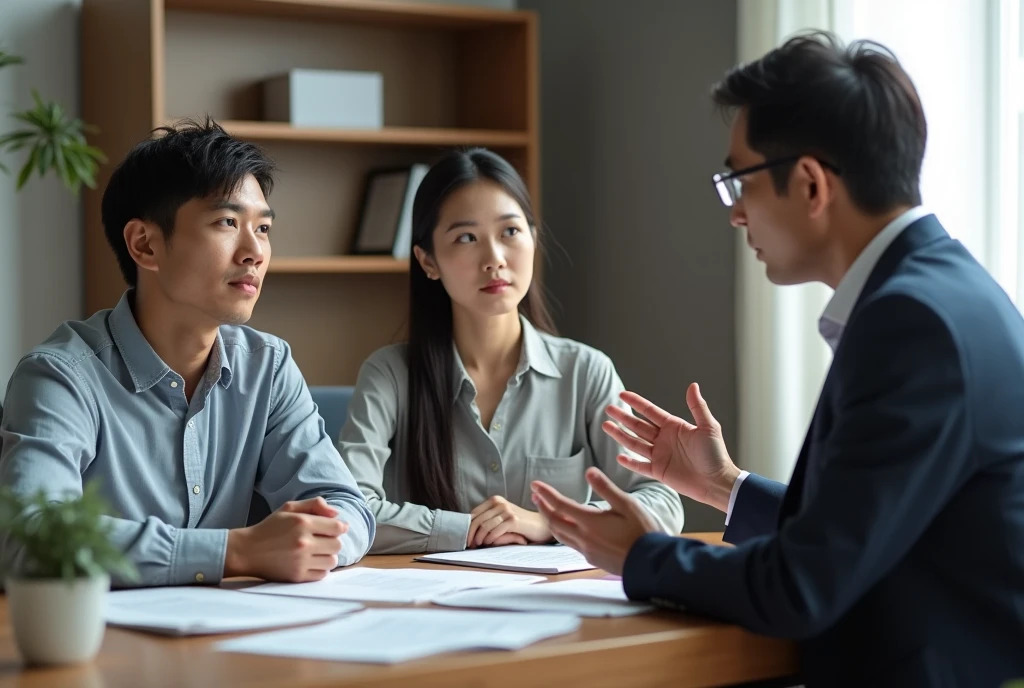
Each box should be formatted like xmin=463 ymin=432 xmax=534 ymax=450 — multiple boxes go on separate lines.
xmin=0 ymin=483 xmax=137 ymax=665
xmin=0 ymin=49 xmax=105 ymax=193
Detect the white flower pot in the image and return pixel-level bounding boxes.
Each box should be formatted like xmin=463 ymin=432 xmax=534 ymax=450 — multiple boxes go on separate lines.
xmin=5 ymin=574 xmax=109 ymax=666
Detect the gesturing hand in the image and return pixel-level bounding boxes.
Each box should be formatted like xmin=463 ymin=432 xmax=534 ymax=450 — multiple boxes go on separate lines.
xmin=466 ymin=496 xmax=552 ymax=548
xmin=530 ymin=468 xmax=660 ymax=575
xmin=602 ymin=382 xmax=740 ymax=512
xmin=226 ymin=497 xmax=347 ymax=581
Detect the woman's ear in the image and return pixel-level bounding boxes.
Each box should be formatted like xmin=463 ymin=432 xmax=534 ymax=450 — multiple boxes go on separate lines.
xmin=413 ymin=245 xmax=440 ymax=280
xmin=124 ymin=219 xmax=161 ymax=276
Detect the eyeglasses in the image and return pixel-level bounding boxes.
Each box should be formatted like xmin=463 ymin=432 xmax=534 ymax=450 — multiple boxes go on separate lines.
xmin=712 ymin=156 xmax=840 ymax=207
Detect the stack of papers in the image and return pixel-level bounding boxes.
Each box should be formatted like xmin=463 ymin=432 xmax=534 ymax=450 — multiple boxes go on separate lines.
xmin=241 ymin=567 xmax=543 ymax=603
xmin=217 ymin=608 xmax=581 ymax=663
xmin=416 ymin=544 xmax=596 ymax=574
xmin=434 ymin=579 xmax=655 ymax=617
xmin=105 ymin=587 xmax=361 ymax=636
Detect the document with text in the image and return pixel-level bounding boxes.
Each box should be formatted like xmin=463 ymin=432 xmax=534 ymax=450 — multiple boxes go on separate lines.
xmin=416 ymin=544 xmax=596 ymax=574
xmin=241 ymin=566 xmax=543 ymax=603
xmin=217 ymin=608 xmax=581 ymax=663
xmin=105 ymin=587 xmax=361 ymax=636
xmin=434 ymin=579 xmax=655 ymax=617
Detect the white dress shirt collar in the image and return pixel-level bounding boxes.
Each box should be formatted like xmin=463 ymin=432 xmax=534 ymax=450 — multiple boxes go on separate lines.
xmin=818 ymin=206 xmax=930 ymax=351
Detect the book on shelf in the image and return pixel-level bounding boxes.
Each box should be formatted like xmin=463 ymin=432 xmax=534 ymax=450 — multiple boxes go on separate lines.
xmin=353 ymin=164 xmax=429 ymax=259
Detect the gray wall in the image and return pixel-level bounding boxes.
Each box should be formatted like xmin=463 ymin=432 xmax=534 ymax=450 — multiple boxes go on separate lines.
xmin=518 ymin=0 xmax=738 ymax=531
xmin=0 ymin=0 xmax=83 ymax=398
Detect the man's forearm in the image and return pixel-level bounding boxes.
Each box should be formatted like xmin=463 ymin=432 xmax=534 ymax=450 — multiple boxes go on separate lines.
xmin=102 ymin=515 xmax=228 ymax=587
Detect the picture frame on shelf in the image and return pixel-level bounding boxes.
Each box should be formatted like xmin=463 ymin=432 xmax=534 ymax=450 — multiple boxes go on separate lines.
xmin=352 ymin=164 xmax=429 ymax=259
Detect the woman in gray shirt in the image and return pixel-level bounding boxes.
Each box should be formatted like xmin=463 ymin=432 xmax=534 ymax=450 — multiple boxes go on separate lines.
xmin=341 ymin=148 xmax=683 ymax=554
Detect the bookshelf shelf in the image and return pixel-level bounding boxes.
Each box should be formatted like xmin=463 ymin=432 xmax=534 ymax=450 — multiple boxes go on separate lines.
xmin=269 ymin=255 xmax=409 ymax=274
xmin=164 ymin=0 xmax=534 ymax=28
xmin=218 ymin=121 xmax=531 ymax=147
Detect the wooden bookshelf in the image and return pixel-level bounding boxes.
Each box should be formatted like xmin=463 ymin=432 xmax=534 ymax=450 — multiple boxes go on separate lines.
xmin=269 ymin=256 xmax=409 ymax=274
xmin=82 ymin=0 xmax=538 ymax=384
xmin=165 ymin=0 xmax=533 ymax=27
xmin=216 ymin=121 xmax=532 ymax=147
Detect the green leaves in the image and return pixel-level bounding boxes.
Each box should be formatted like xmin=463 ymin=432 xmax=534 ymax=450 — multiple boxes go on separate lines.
xmin=0 ymin=482 xmax=138 ymax=583
xmin=0 ymin=50 xmax=24 ymax=70
xmin=0 ymin=51 xmax=106 ymax=194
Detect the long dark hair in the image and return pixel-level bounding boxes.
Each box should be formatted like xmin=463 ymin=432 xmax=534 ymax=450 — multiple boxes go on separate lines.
xmin=406 ymin=148 xmax=556 ymax=511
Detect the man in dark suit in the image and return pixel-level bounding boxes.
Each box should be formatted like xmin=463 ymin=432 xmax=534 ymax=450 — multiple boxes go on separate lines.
xmin=531 ymin=32 xmax=1024 ymax=687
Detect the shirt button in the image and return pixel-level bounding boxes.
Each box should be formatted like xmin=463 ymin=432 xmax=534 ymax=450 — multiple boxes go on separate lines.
xmin=195 ymin=572 xmax=205 ymax=583
xmin=187 ymin=420 xmax=195 ymax=429
xmin=492 ymin=423 xmax=502 ymax=431
xmin=193 ymin=485 xmax=201 ymax=494
xmin=170 ymin=380 xmax=178 ymax=388
xmin=490 ymin=462 xmax=499 ymax=473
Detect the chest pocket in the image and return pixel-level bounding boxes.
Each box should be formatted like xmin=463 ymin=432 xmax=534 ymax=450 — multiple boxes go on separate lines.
xmin=525 ymin=448 xmax=589 ymax=502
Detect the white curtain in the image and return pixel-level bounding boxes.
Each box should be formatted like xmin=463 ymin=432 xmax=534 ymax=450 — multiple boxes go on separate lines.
xmin=989 ymin=0 xmax=1023 ymax=306
xmin=734 ymin=0 xmax=836 ymax=482
xmin=734 ymin=0 xmax=1015 ymax=483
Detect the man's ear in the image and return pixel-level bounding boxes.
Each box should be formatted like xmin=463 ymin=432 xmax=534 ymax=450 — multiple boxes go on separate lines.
xmin=413 ymin=245 xmax=439 ymax=280
xmin=124 ymin=219 xmax=162 ymax=276
xmin=797 ymin=156 xmax=834 ymax=220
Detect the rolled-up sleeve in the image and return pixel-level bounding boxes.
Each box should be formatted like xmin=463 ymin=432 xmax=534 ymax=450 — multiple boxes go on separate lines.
xmin=0 ymin=354 xmax=228 ymax=587
xmin=256 ymin=343 xmax=375 ymax=565
xmin=583 ymin=352 xmax=685 ymax=533
xmin=340 ymin=355 xmax=470 ymax=554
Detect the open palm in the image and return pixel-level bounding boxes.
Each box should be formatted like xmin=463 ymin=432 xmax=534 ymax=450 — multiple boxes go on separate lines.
xmin=602 ymin=382 xmax=739 ymax=510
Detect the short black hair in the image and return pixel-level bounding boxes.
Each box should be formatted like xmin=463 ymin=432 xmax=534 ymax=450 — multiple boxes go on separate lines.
xmin=711 ymin=31 xmax=926 ymax=214
xmin=100 ymin=117 xmax=276 ymax=286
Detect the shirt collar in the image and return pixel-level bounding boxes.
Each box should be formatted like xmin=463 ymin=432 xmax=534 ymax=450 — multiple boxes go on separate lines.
xmin=109 ymin=290 xmax=233 ymax=393
xmin=515 ymin=314 xmax=562 ymax=381
xmin=451 ymin=314 xmax=561 ymax=401
xmin=210 ymin=335 xmax=233 ymax=389
xmin=818 ymin=206 xmax=930 ymax=349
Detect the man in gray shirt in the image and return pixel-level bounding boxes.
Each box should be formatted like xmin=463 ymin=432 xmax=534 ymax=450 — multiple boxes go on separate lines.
xmin=0 ymin=119 xmax=374 ymax=587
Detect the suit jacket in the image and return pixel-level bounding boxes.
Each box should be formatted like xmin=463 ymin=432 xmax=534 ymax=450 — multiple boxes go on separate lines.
xmin=624 ymin=216 xmax=1024 ymax=687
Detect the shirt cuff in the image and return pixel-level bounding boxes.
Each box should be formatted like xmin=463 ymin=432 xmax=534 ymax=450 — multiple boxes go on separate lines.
xmin=172 ymin=527 xmax=228 ymax=585
xmin=427 ymin=509 xmax=472 ymax=552
xmin=724 ymin=470 xmax=750 ymax=526
xmin=337 ymin=513 xmax=372 ymax=566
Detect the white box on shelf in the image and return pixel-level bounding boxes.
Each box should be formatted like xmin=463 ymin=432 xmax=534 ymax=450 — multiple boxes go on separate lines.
xmin=263 ymin=69 xmax=383 ymax=129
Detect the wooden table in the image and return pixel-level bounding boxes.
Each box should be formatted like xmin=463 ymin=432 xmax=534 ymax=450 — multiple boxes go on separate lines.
xmin=0 ymin=534 xmax=798 ymax=688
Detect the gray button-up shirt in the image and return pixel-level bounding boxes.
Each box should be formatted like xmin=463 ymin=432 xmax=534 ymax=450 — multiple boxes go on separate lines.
xmin=341 ymin=317 xmax=683 ymax=554
xmin=0 ymin=291 xmax=374 ymax=587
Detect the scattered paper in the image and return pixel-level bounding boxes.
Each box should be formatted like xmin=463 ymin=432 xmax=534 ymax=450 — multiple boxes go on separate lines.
xmin=416 ymin=544 xmax=596 ymax=574
xmin=217 ymin=608 xmax=581 ymax=663
xmin=105 ymin=587 xmax=361 ymax=636
xmin=242 ymin=566 xmax=543 ymax=603
xmin=434 ymin=579 xmax=655 ymax=617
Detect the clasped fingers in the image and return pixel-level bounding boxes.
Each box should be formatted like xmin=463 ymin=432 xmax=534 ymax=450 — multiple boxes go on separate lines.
xmin=468 ymin=496 xmax=517 ymax=547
